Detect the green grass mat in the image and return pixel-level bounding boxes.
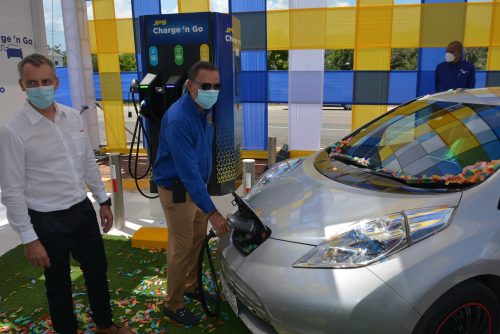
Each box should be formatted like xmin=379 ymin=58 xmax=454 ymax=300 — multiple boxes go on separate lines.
xmin=0 ymin=235 xmax=250 ymax=333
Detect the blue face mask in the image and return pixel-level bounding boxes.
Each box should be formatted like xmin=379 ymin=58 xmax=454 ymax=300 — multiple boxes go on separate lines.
xmin=195 ymin=89 xmax=219 ymax=109
xmin=26 ymin=86 xmax=55 ymax=109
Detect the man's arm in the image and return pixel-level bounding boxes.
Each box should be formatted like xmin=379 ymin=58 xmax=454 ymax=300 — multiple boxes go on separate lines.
xmin=167 ymin=120 xmax=216 ymax=213
xmin=166 ymin=121 xmax=229 ymax=234
xmin=434 ymin=65 xmax=440 ymax=92
xmin=468 ymin=66 xmax=476 ymax=88
xmin=0 ymin=127 xmax=50 ymax=268
xmin=82 ymin=132 xmax=113 ymax=232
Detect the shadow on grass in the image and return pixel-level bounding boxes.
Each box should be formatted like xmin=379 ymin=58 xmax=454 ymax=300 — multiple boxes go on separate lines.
xmin=0 ymin=235 xmax=250 ymax=333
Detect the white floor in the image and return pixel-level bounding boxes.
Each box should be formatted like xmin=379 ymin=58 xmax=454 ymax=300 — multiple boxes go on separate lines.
xmin=0 ymin=188 xmax=240 ymax=256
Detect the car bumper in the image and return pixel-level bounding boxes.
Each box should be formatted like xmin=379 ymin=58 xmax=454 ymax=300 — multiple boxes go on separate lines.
xmin=220 ymin=235 xmax=421 ymax=334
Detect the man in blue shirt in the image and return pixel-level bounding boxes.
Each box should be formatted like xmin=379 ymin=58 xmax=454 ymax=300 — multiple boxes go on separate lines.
xmin=435 ymin=41 xmax=475 ymax=93
xmin=153 ymin=61 xmax=230 ymax=326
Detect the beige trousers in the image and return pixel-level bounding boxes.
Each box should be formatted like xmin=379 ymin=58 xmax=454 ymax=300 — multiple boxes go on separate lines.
xmin=158 ymin=186 xmax=208 ymax=311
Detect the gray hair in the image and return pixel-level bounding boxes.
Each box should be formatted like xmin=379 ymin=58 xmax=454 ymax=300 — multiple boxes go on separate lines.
xmin=187 ymin=61 xmax=218 ymax=82
xmin=17 ymin=53 xmax=57 ymax=80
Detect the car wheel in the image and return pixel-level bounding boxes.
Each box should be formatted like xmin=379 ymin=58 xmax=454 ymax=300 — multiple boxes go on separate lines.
xmin=413 ymin=280 xmax=500 ymax=334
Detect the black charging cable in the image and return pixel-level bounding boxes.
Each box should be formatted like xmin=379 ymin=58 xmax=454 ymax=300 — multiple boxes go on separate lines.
xmin=128 ymin=82 xmax=158 ymax=199
xmin=197 ymin=228 xmax=222 ymax=317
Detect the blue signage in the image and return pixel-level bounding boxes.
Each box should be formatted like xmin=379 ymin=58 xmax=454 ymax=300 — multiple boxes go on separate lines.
xmin=146 ymin=13 xmax=210 ymax=45
xmin=149 ymin=46 xmax=158 ymax=66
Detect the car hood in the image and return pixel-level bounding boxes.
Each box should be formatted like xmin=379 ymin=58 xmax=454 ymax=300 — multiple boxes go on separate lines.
xmin=243 ymin=156 xmax=462 ymax=245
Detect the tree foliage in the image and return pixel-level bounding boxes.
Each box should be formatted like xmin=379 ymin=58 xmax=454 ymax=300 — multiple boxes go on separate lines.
xmin=463 ymin=48 xmax=487 ymax=70
xmin=325 ymin=49 xmax=353 ymax=70
xmin=48 ymin=44 xmax=67 ymax=66
xmin=268 ymin=50 xmax=288 ymax=70
xmin=119 ymin=54 xmax=138 ymax=72
xmin=391 ymin=48 xmax=418 ymax=70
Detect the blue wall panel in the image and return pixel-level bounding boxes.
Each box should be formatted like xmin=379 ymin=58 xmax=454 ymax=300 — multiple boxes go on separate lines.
xmin=268 ymin=71 xmax=288 ymax=103
xmin=323 ymin=71 xmax=354 ymax=105
xmin=230 ymin=0 xmax=266 ymax=13
xmin=388 ymin=71 xmax=418 ymax=104
xmin=242 ymin=103 xmax=267 ymax=150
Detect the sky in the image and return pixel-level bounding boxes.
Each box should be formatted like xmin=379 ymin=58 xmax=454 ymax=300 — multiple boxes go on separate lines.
xmin=43 ymin=0 xmax=423 ymax=51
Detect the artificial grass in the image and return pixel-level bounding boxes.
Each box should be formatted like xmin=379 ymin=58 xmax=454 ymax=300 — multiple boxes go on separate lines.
xmin=0 ymin=235 xmax=250 ymax=333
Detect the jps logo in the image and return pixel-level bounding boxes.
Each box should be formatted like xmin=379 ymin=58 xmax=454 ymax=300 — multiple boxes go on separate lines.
xmin=153 ymin=19 xmax=167 ymax=26
xmin=225 ymin=27 xmax=233 ymax=33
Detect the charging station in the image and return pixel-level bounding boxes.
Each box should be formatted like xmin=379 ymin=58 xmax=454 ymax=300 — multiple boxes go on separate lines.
xmin=137 ymin=12 xmax=242 ymax=196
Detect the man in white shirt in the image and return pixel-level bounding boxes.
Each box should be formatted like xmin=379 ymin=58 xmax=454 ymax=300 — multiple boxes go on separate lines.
xmin=0 ymin=54 xmax=134 ymax=334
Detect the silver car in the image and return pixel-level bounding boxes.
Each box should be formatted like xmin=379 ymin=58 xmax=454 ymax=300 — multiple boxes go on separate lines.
xmin=220 ymin=87 xmax=500 ymax=334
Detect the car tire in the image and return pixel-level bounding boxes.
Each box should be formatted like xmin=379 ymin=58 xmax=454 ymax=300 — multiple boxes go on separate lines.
xmin=412 ymin=280 xmax=500 ymax=334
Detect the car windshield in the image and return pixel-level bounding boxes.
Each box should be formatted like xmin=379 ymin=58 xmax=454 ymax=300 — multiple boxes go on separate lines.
xmin=318 ymin=99 xmax=499 ymax=189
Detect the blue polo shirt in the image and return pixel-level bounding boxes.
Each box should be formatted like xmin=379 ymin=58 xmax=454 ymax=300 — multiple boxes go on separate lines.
xmin=435 ymin=60 xmax=475 ymax=93
xmin=153 ymin=93 xmax=216 ymax=214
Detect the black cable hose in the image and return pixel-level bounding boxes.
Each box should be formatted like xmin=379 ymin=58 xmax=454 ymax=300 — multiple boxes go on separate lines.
xmin=197 ymin=229 xmax=222 ymax=317
xmin=128 ymin=90 xmax=158 ymax=199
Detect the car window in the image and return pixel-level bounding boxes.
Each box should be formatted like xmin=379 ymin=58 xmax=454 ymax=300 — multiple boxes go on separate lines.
xmin=320 ymin=100 xmax=499 ymax=189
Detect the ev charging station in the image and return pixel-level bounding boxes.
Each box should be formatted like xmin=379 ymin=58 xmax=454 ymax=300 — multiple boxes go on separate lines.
xmin=137 ymin=12 xmax=242 ymax=196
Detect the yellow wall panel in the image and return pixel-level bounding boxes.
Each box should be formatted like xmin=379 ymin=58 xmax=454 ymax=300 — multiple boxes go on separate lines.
xmin=102 ymin=101 xmax=126 ymax=149
xmin=267 ymin=11 xmax=290 ymax=50
xmin=95 ymin=20 xmax=119 ymax=53
xmin=392 ymin=5 xmax=421 ymax=48
xmin=420 ymin=4 xmax=466 ymax=47
xmin=355 ymin=48 xmax=391 ymax=70
xmin=325 ymin=8 xmax=356 ymax=49
xmin=116 ymin=19 xmax=135 ymax=53
xmin=99 ymin=73 xmax=123 ymax=101
xmin=88 ymin=21 xmax=97 ymax=54
xmin=359 ymin=0 xmax=392 ymax=5
xmin=464 ymin=4 xmax=492 ymax=46
xmin=178 ymin=0 xmax=209 ymax=13
xmin=487 ymin=46 xmax=500 ymax=70
xmin=352 ymin=105 xmax=387 ymax=130
xmin=97 ymin=54 xmax=120 ymax=73
xmin=491 ymin=4 xmax=500 ymax=45
xmin=357 ymin=6 xmax=393 ymax=47
xmin=92 ymin=0 xmax=115 ymax=20
xmin=290 ymin=8 xmax=326 ymax=49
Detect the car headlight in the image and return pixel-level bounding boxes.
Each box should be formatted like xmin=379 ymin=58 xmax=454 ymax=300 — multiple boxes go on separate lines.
xmin=293 ymin=206 xmax=454 ymax=268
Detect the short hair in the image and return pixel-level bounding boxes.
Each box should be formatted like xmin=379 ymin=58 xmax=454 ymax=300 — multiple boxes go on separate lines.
xmin=448 ymin=41 xmax=463 ymax=54
xmin=17 ymin=53 xmax=57 ymax=80
xmin=187 ymin=61 xmax=218 ymax=82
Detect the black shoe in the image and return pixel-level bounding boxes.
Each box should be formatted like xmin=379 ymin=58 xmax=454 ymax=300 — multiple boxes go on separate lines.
xmin=163 ymin=306 xmax=200 ymax=326
xmin=184 ymin=287 xmax=217 ymax=302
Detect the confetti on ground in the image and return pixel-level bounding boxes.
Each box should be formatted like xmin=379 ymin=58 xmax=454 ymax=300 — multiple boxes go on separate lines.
xmin=0 ymin=236 xmax=248 ymax=333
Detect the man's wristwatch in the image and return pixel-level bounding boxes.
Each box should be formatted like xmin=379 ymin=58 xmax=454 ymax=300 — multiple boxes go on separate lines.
xmin=100 ymin=198 xmax=112 ymax=207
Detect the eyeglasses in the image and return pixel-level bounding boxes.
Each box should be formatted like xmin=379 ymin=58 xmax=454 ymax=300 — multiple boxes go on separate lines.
xmin=195 ymin=82 xmax=221 ymax=91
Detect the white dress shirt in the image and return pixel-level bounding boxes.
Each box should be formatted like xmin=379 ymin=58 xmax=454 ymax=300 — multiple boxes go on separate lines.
xmin=0 ymin=101 xmax=108 ymax=244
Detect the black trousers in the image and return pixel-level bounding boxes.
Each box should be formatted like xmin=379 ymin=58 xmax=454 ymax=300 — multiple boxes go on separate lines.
xmin=28 ymin=198 xmax=113 ymax=334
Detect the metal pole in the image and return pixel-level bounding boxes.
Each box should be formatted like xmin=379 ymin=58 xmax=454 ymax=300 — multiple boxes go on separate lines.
xmin=108 ymin=153 xmax=125 ymax=230
xmin=268 ymin=136 xmax=277 ymax=169
xmin=242 ymin=159 xmax=256 ymax=195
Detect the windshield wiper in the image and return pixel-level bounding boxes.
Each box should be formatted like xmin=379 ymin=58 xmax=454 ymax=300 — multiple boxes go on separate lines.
xmin=364 ymin=169 xmax=471 ymax=189
xmin=330 ymin=153 xmax=372 ymax=169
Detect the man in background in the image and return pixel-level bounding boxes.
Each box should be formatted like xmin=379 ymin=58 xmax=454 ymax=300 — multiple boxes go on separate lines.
xmin=435 ymin=40 xmax=475 ymax=92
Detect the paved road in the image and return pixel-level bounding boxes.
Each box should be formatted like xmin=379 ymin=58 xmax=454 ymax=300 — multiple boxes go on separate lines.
xmin=97 ymin=103 xmax=353 ymax=150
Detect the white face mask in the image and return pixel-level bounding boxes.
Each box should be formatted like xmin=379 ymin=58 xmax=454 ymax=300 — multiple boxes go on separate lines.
xmin=445 ymin=52 xmax=455 ymax=63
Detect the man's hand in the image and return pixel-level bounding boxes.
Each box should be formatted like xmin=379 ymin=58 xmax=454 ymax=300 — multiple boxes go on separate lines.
xmin=24 ymin=240 xmax=50 ymax=268
xmin=99 ymin=205 xmax=114 ymax=233
xmin=209 ymin=210 xmax=230 ymax=235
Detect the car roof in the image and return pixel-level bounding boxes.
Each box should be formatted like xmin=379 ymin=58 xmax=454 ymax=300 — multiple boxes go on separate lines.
xmin=420 ymin=87 xmax=500 ymax=106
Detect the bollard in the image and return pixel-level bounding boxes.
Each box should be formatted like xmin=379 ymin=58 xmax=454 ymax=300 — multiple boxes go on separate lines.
xmin=108 ymin=153 xmax=125 ymax=230
xmin=268 ymin=136 xmax=277 ymax=169
xmin=242 ymin=159 xmax=256 ymax=195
